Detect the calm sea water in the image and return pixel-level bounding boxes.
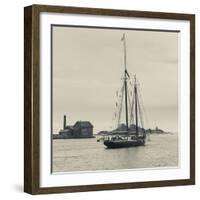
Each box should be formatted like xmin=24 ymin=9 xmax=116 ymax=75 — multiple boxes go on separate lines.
xmin=52 ymin=133 xmax=178 ymax=173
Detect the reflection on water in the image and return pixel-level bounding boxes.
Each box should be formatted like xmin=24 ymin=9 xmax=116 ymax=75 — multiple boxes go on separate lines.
xmin=52 ymin=133 xmax=178 ymax=173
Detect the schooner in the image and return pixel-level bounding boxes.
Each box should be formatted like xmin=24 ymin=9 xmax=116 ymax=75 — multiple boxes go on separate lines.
xmin=102 ymin=33 xmax=146 ymax=148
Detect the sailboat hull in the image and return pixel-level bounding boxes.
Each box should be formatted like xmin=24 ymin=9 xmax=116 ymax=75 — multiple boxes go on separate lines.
xmin=104 ymin=139 xmax=145 ymax=148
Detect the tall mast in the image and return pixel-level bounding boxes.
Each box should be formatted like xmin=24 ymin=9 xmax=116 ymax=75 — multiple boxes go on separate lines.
xmin=122 ymin=33 xmax=129 ymax=131
xmin=134 ymin=75 xmax=138 ymax=137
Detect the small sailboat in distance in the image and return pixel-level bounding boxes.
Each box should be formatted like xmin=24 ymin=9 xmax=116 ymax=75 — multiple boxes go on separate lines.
xmin=102 ymin=33 xmax=146 ymax=148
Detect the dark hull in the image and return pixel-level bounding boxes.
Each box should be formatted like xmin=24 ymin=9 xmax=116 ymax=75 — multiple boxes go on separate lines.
xmin=104 ymin=139 xmax=145 ymax=148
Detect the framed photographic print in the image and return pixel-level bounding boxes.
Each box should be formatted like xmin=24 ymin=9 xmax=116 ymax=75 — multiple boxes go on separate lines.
xmin=24 ymin=4 xmax=195 ymax=194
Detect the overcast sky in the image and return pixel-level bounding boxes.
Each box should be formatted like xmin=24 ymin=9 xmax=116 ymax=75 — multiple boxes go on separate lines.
xmin=52 ymin=26 xmax=178 ymax=134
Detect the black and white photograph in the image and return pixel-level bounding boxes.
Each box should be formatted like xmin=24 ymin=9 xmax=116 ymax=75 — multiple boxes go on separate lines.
xmin=23 ymin=4 xmax=195 ymax=195
xmin=51 ymin=26 xmax=179 ymax=173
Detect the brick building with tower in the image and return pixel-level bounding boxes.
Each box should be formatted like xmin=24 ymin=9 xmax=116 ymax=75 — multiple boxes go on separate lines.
xmin=53 ymin=115 xmax=94 ymax=139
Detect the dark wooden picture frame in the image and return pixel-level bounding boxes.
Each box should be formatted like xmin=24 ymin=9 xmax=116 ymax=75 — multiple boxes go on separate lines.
xmin=24 ymin=4 xmax=195 ymax=194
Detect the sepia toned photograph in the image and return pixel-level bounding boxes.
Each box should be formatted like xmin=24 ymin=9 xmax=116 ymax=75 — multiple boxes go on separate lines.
xmin=24 ymin=5 xmax=195 ymax=194
xmin=51 ymin=25 xmax=179 ymax=173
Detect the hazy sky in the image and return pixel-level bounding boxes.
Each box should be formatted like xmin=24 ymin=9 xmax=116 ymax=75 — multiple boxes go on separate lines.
xmin=52 ymin=26 xmax=178 ymax=134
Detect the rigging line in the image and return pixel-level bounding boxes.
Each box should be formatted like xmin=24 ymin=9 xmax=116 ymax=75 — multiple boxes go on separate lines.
xmin=137 ymin=95 xmax=144 ymax=129
xmin=138 ymin=83 xmax=149 ymax=129
xmin=129 ymin=80 xmax=135 ymax=125
xmin=135 ymin=81 xmax=144 ymax=128
xmin=138 ymin=86 xmax=150 ymax=140
xmin=134 ymin=75 xmax=139 ymax=137
xmin=113 ymin=94 xmax=120 ymax=129
xmin=117 ymin=82 xmax=125 ymax=128
xmin=139 ymin=86 xmax=150 ymax=141
xmin=127 ymin=84 xmax=132 ymax=125
xmin=139 ymin=90 xmax=148 ymax=128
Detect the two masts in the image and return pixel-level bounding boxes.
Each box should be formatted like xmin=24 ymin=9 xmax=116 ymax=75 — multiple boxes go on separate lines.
xmin=102 ymin=34 xmax=146 ymax=148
